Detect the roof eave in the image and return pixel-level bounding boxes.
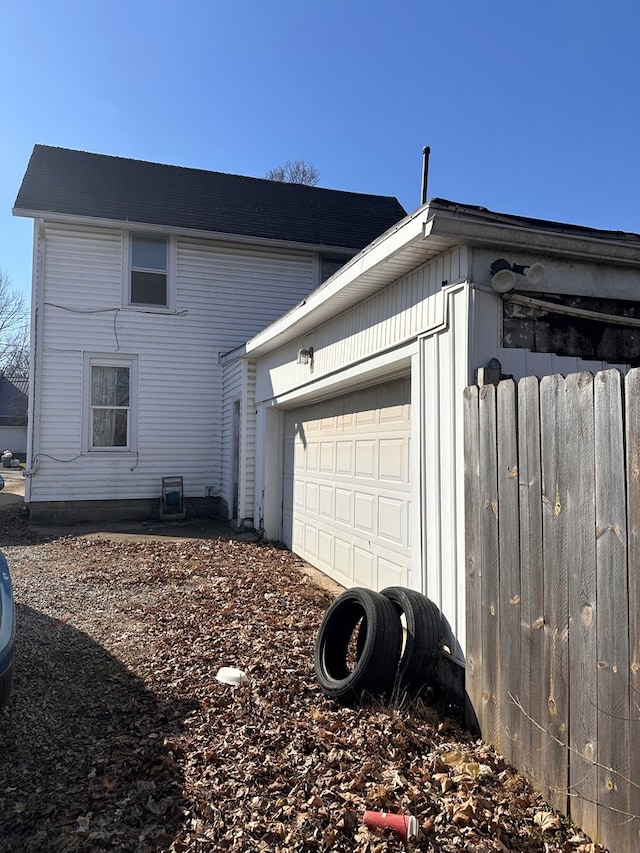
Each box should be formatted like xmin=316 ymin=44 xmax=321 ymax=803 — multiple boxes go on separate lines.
xmin=235 ymin=201 xmax=640 ymax=360
xmin=11 ymin=207 xmax=359 ymax=257
xmin=238 ymin=205 xmax=452 ymax=359
xmin=427 ymin=206 xmax=640 ymax=265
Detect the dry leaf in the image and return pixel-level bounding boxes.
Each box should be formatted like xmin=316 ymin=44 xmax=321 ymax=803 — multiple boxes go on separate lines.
xmin=534 ymin=811 xmax=562 ymax=832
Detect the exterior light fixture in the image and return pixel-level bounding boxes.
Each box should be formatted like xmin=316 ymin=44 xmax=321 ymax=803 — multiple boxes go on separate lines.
xmin=490 ymin=259 xmax=546 ymax=293
xmin=297 ymin=346 xmax=314 ymax=366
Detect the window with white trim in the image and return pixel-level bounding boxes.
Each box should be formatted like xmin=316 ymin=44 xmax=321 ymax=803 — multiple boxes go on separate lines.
xmin=130 ymin=234 xmax=168 ymax=306
xmin=84 ymin=355 xmax=138 ymax=452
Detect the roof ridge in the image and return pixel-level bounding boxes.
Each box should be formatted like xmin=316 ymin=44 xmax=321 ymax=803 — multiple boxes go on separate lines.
xmin=30 ymin=144 xmax=400 ymax=202
xmin=16 ymin=145 xmax=407 ymax=252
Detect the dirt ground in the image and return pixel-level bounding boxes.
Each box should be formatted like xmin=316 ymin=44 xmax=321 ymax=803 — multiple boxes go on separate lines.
xmin=0 ymin=503 xmax=605 ymax=852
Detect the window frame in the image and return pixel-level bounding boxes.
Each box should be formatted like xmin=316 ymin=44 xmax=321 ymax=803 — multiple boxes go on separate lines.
xmin=123 ymin=231 xmax=177 ymax=311
xmin=82 ymin=353 xmax=139 ymax=454
xmin=314 ymin=252 xmax=351 ymax=287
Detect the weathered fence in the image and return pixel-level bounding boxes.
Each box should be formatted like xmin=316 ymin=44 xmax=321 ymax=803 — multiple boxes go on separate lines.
xmin=464 ymin=368 xmax=640 ymax=853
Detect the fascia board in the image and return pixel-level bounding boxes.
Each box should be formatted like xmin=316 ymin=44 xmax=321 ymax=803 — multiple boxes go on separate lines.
xmin=10 ymin=208 xmax=356 ymax=256
xmin=428 ymin=211 xmax=640 ymax=265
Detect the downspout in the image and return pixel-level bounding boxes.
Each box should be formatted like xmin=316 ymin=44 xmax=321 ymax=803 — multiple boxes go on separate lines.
xmin=24 ymin=218 xmax=45 ymax=489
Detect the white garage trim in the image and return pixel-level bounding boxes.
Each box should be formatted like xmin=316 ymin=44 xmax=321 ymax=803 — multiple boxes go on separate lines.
xmin=261 ymin=340 xmax=419 ymax=409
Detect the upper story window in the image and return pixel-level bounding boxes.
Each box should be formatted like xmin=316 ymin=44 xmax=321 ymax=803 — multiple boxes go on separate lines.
xmin=130 ymin=235 xmax=168 ymax=306
xmin=320 ymin=256 xmax=347 ymax=284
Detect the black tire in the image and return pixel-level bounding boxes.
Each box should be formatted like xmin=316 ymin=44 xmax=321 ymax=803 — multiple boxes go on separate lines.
xmin=314 ymin=588 xmax=403 ymax=703
xmin=381 ymin=587 xmax=442 ymax=696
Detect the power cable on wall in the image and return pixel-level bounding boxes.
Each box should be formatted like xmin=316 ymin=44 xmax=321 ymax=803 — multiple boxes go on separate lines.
xmin=44 ymin=303 xmax=189 ymax=352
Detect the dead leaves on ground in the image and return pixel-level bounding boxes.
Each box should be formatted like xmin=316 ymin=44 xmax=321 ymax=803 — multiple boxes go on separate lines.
xmin=0 ymin=510 xmax=606 ymax=851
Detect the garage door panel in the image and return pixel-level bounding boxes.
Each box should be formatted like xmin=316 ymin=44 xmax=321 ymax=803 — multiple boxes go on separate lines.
xmin=319 ymin=442 xmax=334 ymax=472
xmin=336 ymin=441 xmax=353 ymax=475
xmin=378 ymin=556 xmax=404 ymax=588
xmin=305 ymin=443 xmax=319 ymax=472
xmin=293 ymin=478 xmax=305 ymax=508
xmin=355 ymin=441 xmax=375 ymax=477
xmin=283 ymin=378 xmax=411 ymax=591
xmin=335 ymin=488 xmax=352 ymax=524
xmin=318 ymin=530 xmax=333 ymax=566
xmin=380 ymin=380 xmax=409 ymax=410
xmin=378 ymin=496 xmax=404 ymax=544
xmin=318 ymin=484 xmax=334 ymax=518
xmin=304 ymin=524 xmax=318 ymax=557
xmin=292 ymin=518 xmax=304 ymax=550
xmin=379 ymin=437 xmax=405 ymax=481
xmin=356 ymin=408 xmax=376 ymax=426
xmin=354 ymin=491 xmax=375 ymax=533
xmin=354 ymin=546 xmax=374 ymax=587
xmin=334 ymin=537 xmax=352 ymax=576
xmin=305 ymin=481 xmax=318 ymax=512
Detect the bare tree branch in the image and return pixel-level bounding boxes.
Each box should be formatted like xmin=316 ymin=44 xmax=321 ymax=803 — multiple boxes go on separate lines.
xmin=265 ymin=160 xmax=320 ymax=186
xmin=0 ymin=270 xmax=29 ymax=379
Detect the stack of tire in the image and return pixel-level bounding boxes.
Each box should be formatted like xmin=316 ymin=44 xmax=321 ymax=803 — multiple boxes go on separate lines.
xmin=314 ymin=587 xmax=442 ymax=705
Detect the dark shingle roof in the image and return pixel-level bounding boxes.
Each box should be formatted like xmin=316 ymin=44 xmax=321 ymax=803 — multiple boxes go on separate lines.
xmin=14 ymin=145 xmax=407 ymax=251
xmin=0 ymin=376 xmax=28 ymax=426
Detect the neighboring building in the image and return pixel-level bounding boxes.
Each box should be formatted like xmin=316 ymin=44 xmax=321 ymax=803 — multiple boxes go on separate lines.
xmin=228 ymin=199 xmax=638 ymax=656
xmin=0 ymin=374 xmax=28 ymax=456
xmin=13 ymin=144 xmax=406 ymax=524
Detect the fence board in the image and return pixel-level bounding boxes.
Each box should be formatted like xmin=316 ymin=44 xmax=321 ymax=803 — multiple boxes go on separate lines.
xmin=517 ymin=376 xmax=544 ymax=786
xmin=594 ymin=369 xmax=630 ymax=851
xmin=539 ymin=374 xmax=569 ymax=813
xmin=465 ymin=366 xmax=639 ymax=851
xmin=565 ymin=372 xmax=597 ymax=838
xmin=479 ymin=383 xmax=500 ymax=750
xmin=625 ymin=368 xmax=640 ymax=845
xmin=497 ymin=379 xmax=521 ymax=768
xmin=463 ymin=385 xmax=483 ymax=734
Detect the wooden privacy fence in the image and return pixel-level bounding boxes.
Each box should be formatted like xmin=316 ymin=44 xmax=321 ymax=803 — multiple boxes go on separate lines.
xmin=464 ymin=368 xmax=640 ymax=853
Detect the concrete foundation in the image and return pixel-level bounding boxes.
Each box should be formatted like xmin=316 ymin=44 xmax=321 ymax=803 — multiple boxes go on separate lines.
xmin=28 ymin=496 xmax=225 ymax=525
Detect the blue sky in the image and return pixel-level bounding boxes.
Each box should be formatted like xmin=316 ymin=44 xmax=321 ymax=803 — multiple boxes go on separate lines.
xmin=1 ymin=0 xmax=639 ymax=303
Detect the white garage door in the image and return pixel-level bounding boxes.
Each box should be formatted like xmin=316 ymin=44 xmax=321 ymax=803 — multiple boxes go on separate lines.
xmin=283 ymin=379 xmax=411 ymax=590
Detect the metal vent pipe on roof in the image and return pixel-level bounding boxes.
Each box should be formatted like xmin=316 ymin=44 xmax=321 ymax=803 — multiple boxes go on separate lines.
xmin=421 ymin=146 xmax=431 ymax=206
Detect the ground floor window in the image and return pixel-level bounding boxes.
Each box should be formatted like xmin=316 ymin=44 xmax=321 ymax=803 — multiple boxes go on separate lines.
xmin=84 ymin=354 xmax=138 ymax=452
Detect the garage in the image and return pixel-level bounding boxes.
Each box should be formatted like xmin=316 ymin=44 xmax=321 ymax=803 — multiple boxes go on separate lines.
xmin=282 ymin=378 xmax=411 ymax=590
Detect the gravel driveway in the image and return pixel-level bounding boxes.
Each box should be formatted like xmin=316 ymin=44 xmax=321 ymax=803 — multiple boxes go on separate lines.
xmin=0 ymin=504 xmax=604 ymax=852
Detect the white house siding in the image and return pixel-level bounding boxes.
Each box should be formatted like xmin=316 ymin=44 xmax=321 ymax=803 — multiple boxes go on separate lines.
xmin=255 ymin=249 xmax=468 ymax=404
xmin=30 ymin=224 xmax=314 ymax=508
xmin=222 ymin=359 xmax=243 ymax=515
xmin=419 ymin=285 xmax=470 ymax=657
xmin=220 ymin=358 xmax=256 ymax=524
xmin=241 ymin=360 xmax=257 ymax=522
